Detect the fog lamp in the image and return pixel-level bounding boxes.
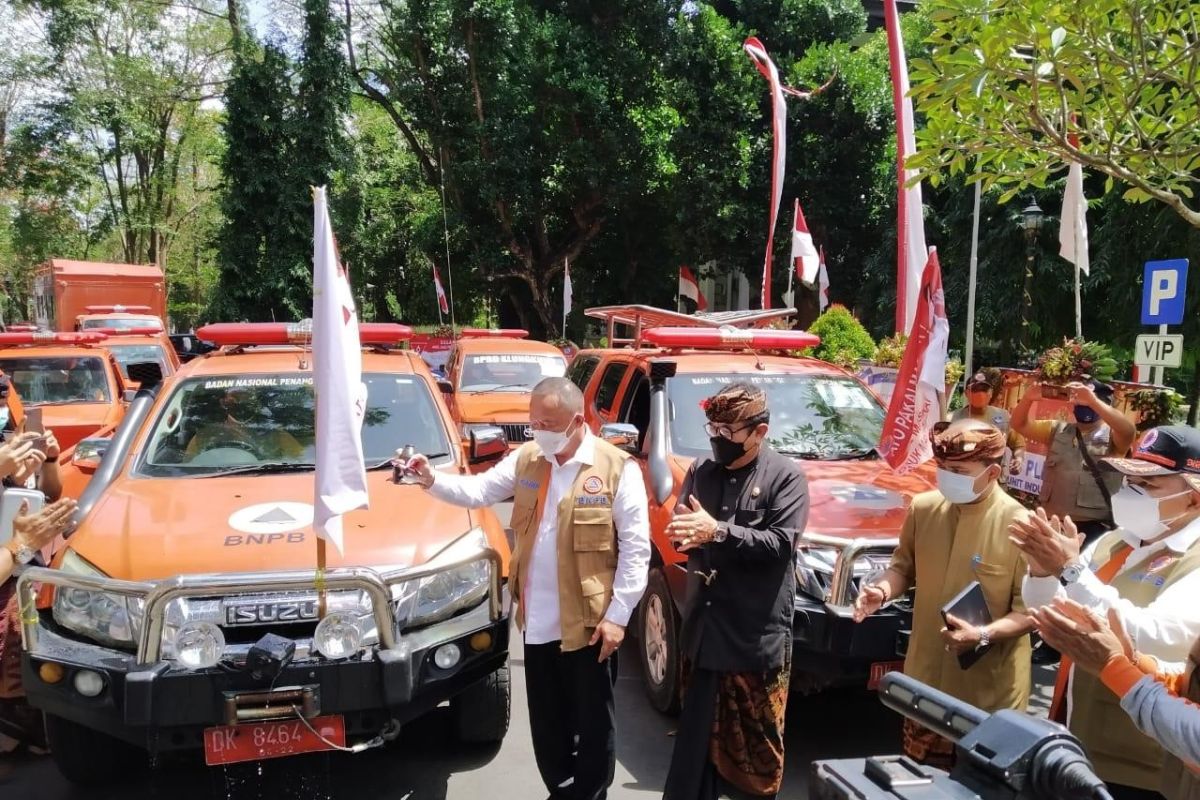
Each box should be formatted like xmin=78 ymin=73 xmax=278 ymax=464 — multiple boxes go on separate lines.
xmin=73 ymin=669 xmax=105 ymax=698
xmin=38 ymin=662 xmax=65 ymax=684
xmin=469 ymin=632 xmax=493 ymax=652
xmin=434 ymin=644 xmax=462 ymax=670
xmin=174 ymin=621 xmax=225 ymax=670
xmin=313 ymin=612 xmax=362 ymax=660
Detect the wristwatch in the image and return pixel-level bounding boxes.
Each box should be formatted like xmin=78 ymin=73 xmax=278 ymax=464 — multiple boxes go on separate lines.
xmin=712 ymin=522 xmax=729 ymax=544
xmin=1059 ymin=560 xmax=1086 ymax=587
xmin=976 ymin=627 xmax=992 ymax=651
xmin=5 ymin=538 xmax=35 ymax=565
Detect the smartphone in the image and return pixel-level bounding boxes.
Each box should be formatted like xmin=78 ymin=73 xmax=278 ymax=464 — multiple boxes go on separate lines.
xmin=25 ymin=407 xmax=43 ymax=435
xmin=0 ymin=487 xmax=45 ymax=545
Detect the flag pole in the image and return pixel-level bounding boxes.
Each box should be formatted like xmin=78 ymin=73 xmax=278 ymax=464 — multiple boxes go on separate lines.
xmin=964 ymin=178 xmax=982 ymax=379
xmin=438 ymin=148 xmax=457 ymax=330
xmin=1074 ymin=263 xmax=1082 ymax=339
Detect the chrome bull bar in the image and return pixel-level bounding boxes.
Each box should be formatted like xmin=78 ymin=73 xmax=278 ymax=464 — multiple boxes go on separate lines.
xmin=801 ymin=533 xmax=899 ymax=612
xmin=17 ymin=548 xmax=504 ymax=666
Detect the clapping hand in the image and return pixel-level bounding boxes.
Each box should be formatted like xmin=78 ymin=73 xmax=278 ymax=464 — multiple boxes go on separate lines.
xmin=13 ymin=497 xmax=78 ymax=552
xmin=1008 ymin=507 xmax=1082 ymax=577
xmin=666 ymin=495 xmax=718 ymax=552
xmin=1031 ymin=598 xmax=1133 ymax=676
xmin=853 ymin=583 xmax=886 ymax=623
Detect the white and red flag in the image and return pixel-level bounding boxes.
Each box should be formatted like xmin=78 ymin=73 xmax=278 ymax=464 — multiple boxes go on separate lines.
xmin=678 ymin=266 xmax=708 ymax=311
xmin=312 ymin=186 xmax=369 ymax=555
xmin=817 ymin=246 xmax=830 ymax=312
xmin=743 ymin=36 xmax=787 ymax=310
xmin=433 ymin=264 xmax=450 ymax=316
xmin=884 ymin=0 xmax=928 ymax=335
xmin=878 ymin=249 xmax=949 ymax=474
xmin=791 ymin=198 xmax=820 ymax=286
xmin=1059 ymin=136 xmax=1090 ymax=277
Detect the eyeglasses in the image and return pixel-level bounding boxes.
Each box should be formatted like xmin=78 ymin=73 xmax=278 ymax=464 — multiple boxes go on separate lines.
xmin=704 ymin=421 xmax=754 ymax=440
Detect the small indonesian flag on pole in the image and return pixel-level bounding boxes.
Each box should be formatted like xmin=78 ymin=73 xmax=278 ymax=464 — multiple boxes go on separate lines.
xmin=433 ymin=264 xmax=450 ymax=317
xmin=679 ymin=266 xmax=708 ymax=311
xmin=792 ymin=199 xmax=820 ymax=287
xmin=817 ymin=246 xmax=830 ymax=312
xmin=878 ymin=248 xmax=949 ymax=474
xmin=312 ymin=186 xmax=369 ymax=555
xmin=884 ymin=0 xmax=929 ymax=335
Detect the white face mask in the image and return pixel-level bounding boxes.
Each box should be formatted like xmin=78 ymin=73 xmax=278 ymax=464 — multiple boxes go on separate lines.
xmin=0 ymin=407 xmax=9 ymax=431
xmin=532 ymin=418 xmax=578 ymax=457
xmin=937 ymin=467 xmax=987 ymax=504
xmin=1112 ymin=484 xmax=1191 ymax=541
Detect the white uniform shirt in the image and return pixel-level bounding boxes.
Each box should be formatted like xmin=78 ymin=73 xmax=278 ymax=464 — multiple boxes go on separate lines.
xmin=427 ymin=433 xmax=650 ymax=645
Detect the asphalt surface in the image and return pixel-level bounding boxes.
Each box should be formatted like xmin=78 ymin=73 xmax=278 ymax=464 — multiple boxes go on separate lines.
xmin=0 ymin=496 xmax=1056 ymax=799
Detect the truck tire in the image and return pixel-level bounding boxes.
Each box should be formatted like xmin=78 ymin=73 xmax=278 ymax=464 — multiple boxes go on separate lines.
xmin=44 ymin=713 xmax=143 ymax=786
xmin=639 ymin=568 xmax=681 ymax=715
xmin=452 ymin=662 xmax=511 ymax=744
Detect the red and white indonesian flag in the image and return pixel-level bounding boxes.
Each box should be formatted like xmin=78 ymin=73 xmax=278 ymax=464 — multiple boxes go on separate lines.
xmin=884 ymin=0 xmax=928 ymax=335
xmin=1059 ymin=142 xmax=1090 ymax=276
xmin=679 ymin=265 xmax=708 ymax=311
xmin=817 ymin=246 xmax=830 ymax=312
xmin=878 ymin=249 xmax=949 ymax=474
xmin=433 ymin=265 xmax=450 ymax=315
xmin=792 ymin=199 xmax=820 ymax=286
xmin=312 ymin=186 xmax=369 ymax=555
xmin=744 ymin=36 xmax=787 ymax=310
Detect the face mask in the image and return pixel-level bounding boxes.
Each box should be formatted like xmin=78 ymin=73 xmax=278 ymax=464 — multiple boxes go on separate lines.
xmin=709 ymin=435 xmax=749 ymax=467
xmin=1111 ymin=484 xmax=1191 ymax=541
xmin=1074 ymin=405 xmax=1099 ymax=424
xmin=0 ymin=407 xmax=8 ymax=431
xmin=532 ymin=418 xmax=577 ymax=457
xmin=937 ymin=468 xmax=988 ymax=504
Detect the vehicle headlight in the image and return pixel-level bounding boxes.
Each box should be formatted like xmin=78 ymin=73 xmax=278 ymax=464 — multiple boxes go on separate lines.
xmin=391 ymin=529 xmax=493 ymax=629
xmin=52 ymin=551 xmax=145 ymax=649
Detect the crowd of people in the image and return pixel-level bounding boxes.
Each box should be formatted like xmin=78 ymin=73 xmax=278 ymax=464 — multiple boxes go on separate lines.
xmin=3 ymin=359 xmax=1200 ymax=800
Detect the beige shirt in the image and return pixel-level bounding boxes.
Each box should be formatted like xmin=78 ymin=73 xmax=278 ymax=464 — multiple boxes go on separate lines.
xmin=890 ymin=487 xmax=1032 ymax=712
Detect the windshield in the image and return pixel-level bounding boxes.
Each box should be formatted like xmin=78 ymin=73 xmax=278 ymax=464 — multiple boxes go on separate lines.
xmin=668 ymin=373 xmax=885 ymax=460
xmin=107 ymin=344 xmax=169 ymax=378
xmin=459 ymin=353 xmax=567 ymax=392
xmin=80 ymin=317 xmax=162 ymax=331
xmin=0 ymin=356 xmax=112 ymax=405
xmin=137 ymin=372 xmax=454 ymax=476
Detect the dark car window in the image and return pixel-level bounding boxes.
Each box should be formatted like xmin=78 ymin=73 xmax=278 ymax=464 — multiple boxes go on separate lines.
xmin=0 ymin=356 xmax=112 ymax=405
xmin=594 ymin=362 xmax=628 ymax=413
xmin=567 ymin=355 xmax=600 ymax=391
xmin=619 ymin=370 xmax=651 ymax=450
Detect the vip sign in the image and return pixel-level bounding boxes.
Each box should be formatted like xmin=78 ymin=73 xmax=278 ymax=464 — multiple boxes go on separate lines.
xmin=1135 ymin=334 xmax=1185 ymax=368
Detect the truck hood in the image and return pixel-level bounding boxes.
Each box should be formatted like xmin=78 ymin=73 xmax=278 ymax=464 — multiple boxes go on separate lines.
xmin=799 ymin=458 xmax=937 ymax=540
xmin=68 ymin=472 xmax=476 ymax=582
xmin=456 ymin=392 xmax=532 ymax=423
xmin=40 ymin=403 xmax=114 ymax=450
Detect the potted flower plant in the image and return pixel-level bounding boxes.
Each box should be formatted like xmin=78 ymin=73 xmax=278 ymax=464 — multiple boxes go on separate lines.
xmin=1034 ymin=338 xmax=1118 ymax=399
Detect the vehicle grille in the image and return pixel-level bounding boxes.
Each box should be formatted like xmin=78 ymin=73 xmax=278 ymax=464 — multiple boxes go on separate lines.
xmin=220 ymin=622 xmax=317 ymax=645
xmin=500 ymin=423 xmax=531 ymax=443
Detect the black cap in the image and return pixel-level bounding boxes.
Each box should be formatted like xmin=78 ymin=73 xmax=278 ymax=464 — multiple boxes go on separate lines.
xmin=1103 ymin=425 xmax=1200 ymax=493
xmin=967 ymin=372 xmax=991 ymax=390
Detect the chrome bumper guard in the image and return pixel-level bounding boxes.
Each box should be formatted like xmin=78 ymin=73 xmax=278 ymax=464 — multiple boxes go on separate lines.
xmin=16 ymin=549 xmax=504 ymax=666
xmin=801 ymin=533 xmax=900 ymax=614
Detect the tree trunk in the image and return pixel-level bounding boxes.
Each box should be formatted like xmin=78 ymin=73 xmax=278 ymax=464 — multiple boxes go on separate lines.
xmin=227 ymin=0 xmax=241 ymax=45
xmin=1188 ymin=363 xmax=1199 ymax=427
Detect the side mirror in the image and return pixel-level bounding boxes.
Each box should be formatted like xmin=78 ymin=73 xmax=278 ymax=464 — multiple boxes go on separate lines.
xmin=437 ymin=379 xmax=454 ymax=394
xmin=469 ymin=425 xmax=508 ymax=464
xmin=72 ymin=436 xmax=111 ymax=473
xmin=600 ymin=422 xmax=639 ymax=454
xmin=126 ymin=361 xmax=164 ymax=389
xmin=123 ymin=388 xmax=138 ymax=403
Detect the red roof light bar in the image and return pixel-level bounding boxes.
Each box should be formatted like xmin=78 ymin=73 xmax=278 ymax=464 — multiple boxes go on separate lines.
xmin=92 ymin=326 xmax=164 ymax=336
xmin=460 ymin=328 xmax=529 ymax=339
xmin=83 ymin=305 xmax=154 ymax=314
xmin=196 ymin=322 xmax=413 ymax=347
xmin=640 ymin=327 xmax=820 ymax=350
xmin=0 ymin=331 xmax=109 ymax=346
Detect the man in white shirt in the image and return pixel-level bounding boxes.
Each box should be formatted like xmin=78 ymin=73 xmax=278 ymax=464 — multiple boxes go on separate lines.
xmin=1010 ymin=425 xmax=1200 ymax=800
xmin=403 ymin=377 xmax=649 ymax=800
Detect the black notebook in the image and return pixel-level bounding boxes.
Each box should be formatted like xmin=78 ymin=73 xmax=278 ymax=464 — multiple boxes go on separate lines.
xmin=940 ymin=581 xmax=994 ymax=670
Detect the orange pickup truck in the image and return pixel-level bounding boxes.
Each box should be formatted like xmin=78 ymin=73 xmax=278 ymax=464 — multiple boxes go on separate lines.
xmin=570 ymin=305 xmax=936 ymax=712
xmin=16 ymin=322 xmax=513 ymax=784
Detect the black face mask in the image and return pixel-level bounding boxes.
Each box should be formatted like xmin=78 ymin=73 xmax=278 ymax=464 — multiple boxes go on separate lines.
xmin=709 ymin=435 xmax=748 ymax=466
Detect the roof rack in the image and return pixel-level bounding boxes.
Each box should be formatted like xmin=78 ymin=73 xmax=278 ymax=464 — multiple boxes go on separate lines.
xmin=584 ymin=304 xmax=796 ymax=348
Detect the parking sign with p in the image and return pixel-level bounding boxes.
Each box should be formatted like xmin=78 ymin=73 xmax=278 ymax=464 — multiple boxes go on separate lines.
xmin=1141 ymin=259 xmax=1189 ymax=325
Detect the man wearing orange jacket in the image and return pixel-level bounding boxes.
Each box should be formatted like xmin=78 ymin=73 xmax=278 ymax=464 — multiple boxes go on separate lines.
xmin=1034 ymin=597 xmax=1200 ymax=800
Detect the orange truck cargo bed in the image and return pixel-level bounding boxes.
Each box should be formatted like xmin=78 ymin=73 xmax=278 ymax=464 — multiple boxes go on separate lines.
xmin=34 ymin=259 xmax=167 ymax=332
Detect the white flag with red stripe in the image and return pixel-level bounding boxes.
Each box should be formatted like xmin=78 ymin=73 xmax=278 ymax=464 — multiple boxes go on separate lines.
xmin=744 ymin=36 xmax=787 ymax=310
xmin=678 ymin=266 xmax=708 ymax=311
xmin=433 ymin=265 xmax=450 ymax=315
xmin=792 ymin=198 xmax=820 ymax=286
xmin=884 ymin=0 xmax=928 ymax=335
xmin=878 ymin=249 xmax=948 ymax=474
xmin=817 ymin=246 xmax=830 ymax=312
xmin=312 ymin=186 xmax=368 ymax=555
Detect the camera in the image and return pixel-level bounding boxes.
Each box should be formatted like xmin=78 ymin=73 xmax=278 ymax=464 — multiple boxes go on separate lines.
xmin=811 ymin=673 xmax=1115 ymax=800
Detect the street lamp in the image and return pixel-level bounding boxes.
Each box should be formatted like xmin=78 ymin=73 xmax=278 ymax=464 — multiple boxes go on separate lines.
xmin=1019 ymin=199 xmax=1044 ymax=352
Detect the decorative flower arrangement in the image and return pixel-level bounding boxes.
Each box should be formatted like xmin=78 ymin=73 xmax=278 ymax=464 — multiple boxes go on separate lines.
xmin=873 ymin=334 xmax=908 ymax=369
xmin=1035 ymin=338 xmax=1117 ymax=384
xmin=1128 ymin=388 xmax=1184 ymax=431
xmin=944 ymin=358 xmax=965 ymax=387
xmin=699 ymin=397 xmax=712 ymax=413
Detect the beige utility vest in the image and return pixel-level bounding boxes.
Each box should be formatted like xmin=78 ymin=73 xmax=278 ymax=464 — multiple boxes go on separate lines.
xmin=1071 ymin=533 xmax=1200 ymax=791
xmin=1039 ymin=423 xmax=1123 ymax=523
xmin=508 ymin=439 xmax=628 ymax=652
